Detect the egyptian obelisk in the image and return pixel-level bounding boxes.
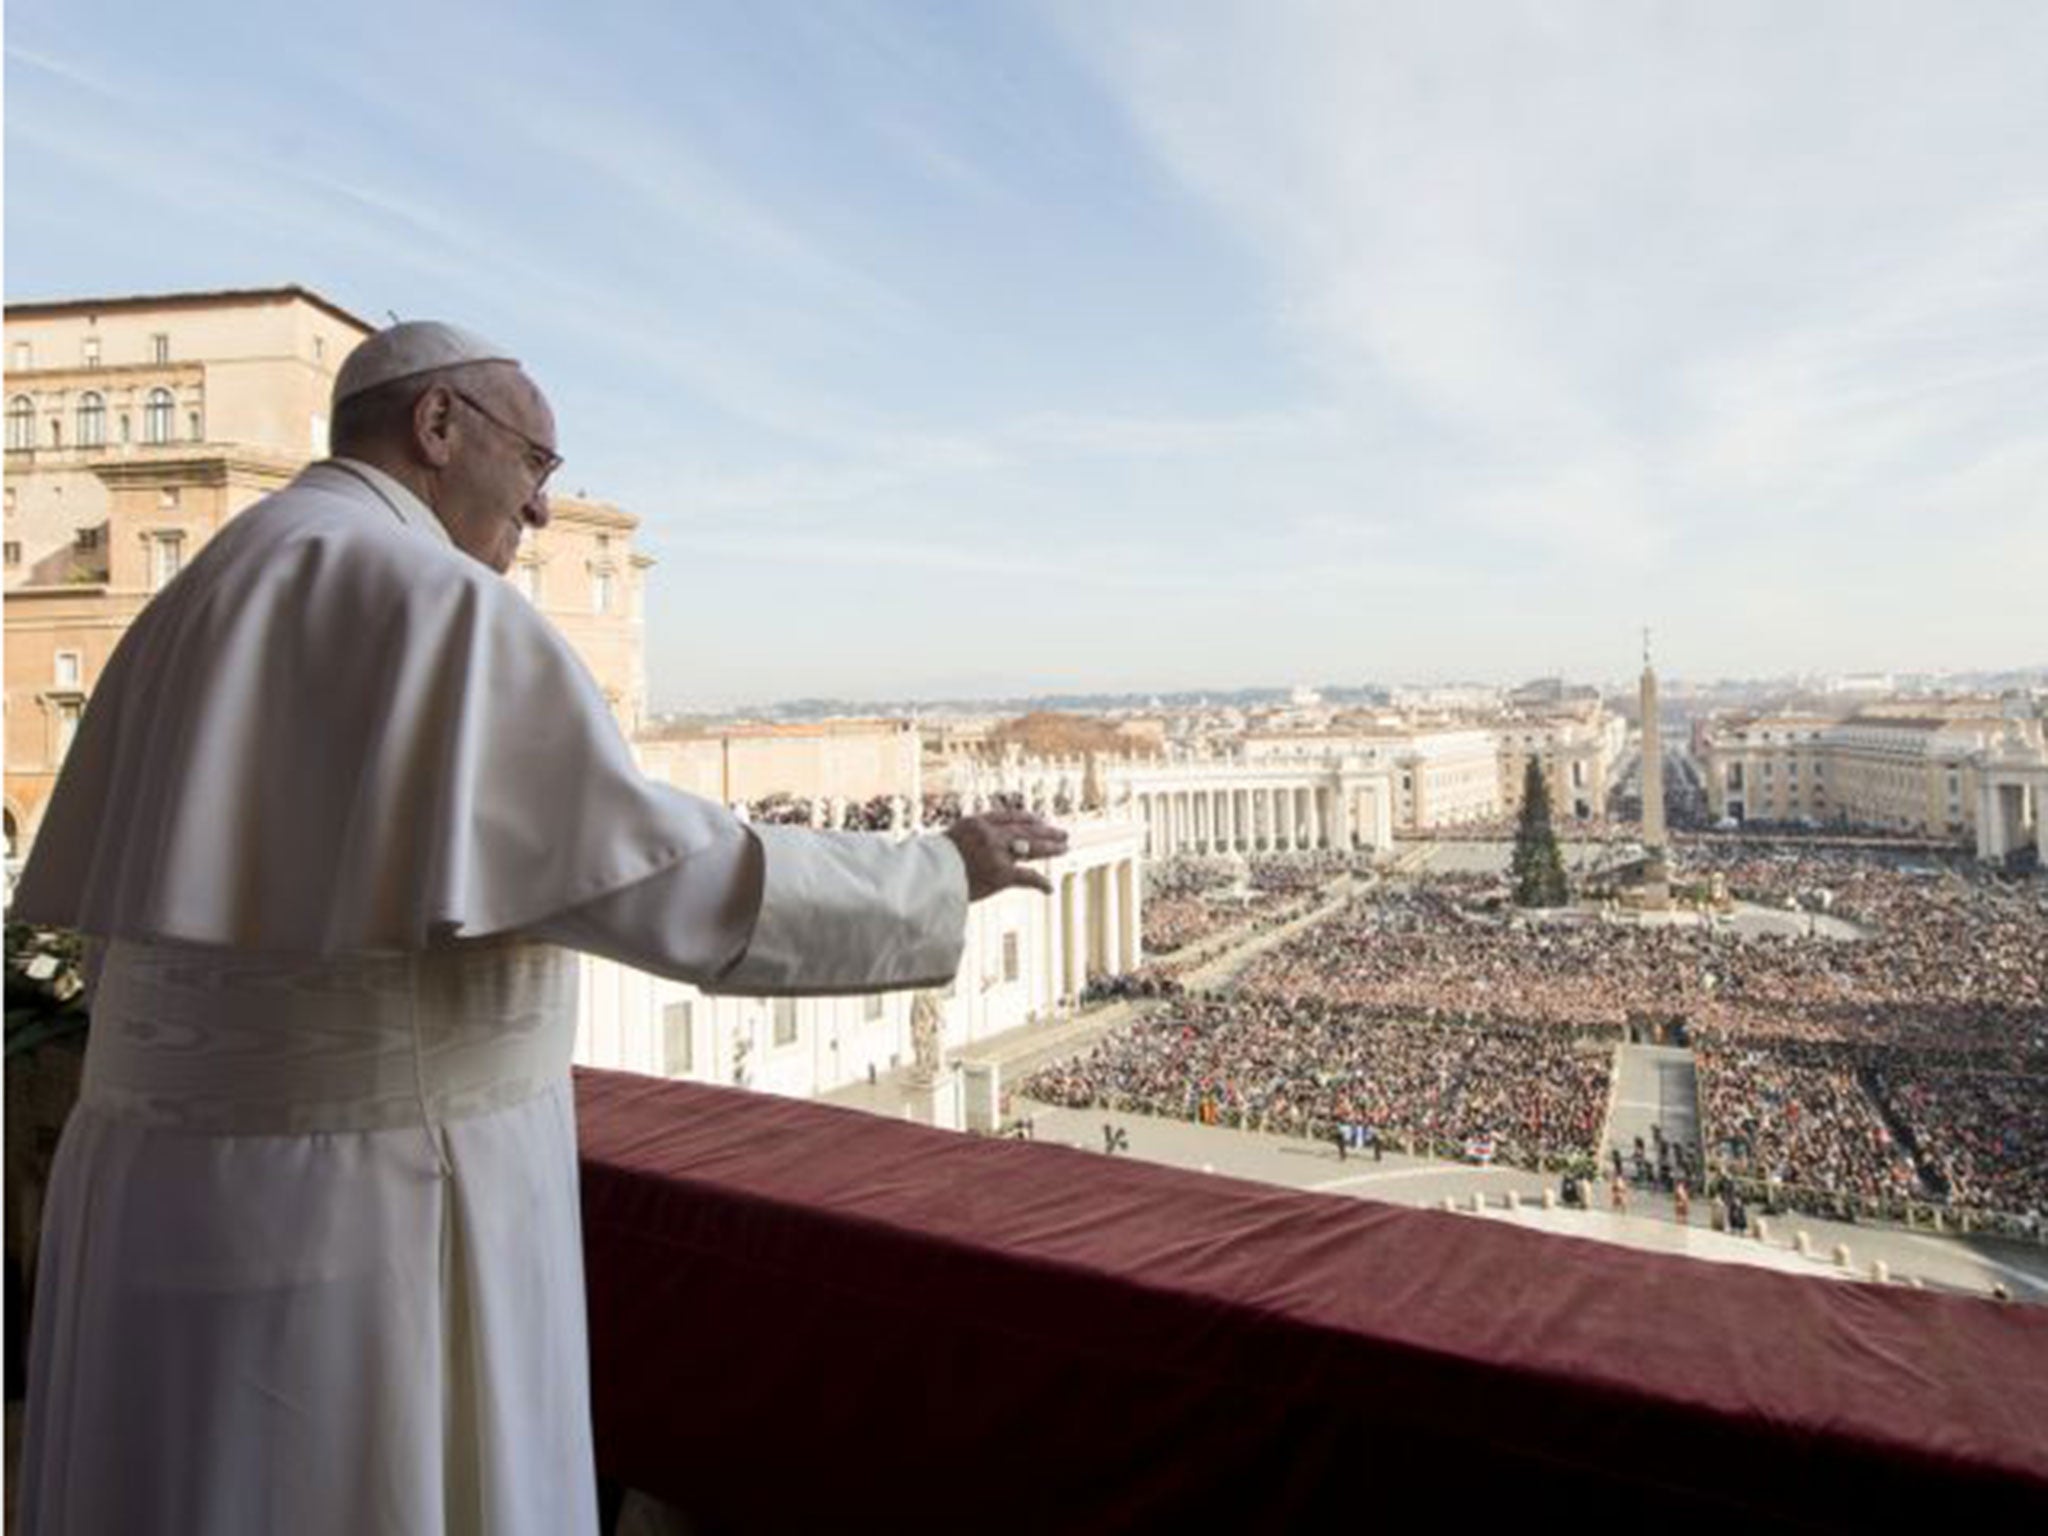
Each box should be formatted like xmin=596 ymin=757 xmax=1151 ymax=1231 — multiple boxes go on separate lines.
xmin=1638 ymin=629 xmax=1671 ymax=908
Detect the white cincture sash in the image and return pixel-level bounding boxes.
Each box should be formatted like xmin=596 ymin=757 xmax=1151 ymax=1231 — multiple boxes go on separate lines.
xmin=81 ymin=938 xmax=576 ymax=1136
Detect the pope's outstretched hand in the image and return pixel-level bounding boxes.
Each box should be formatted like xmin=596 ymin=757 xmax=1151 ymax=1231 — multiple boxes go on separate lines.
xmin=944 ymin=811 xmax=1068 ymax=900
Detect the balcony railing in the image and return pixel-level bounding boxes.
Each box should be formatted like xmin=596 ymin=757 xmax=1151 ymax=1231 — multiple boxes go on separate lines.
xmin=574 ymin=1068 xmax=2048 ymax=1531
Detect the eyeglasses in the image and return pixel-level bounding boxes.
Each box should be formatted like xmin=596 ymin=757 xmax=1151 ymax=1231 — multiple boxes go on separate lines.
xmin=448 ymin=387 xmax=563 ymax=490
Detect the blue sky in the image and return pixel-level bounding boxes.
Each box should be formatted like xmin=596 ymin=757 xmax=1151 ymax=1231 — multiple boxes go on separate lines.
xmin=7 ymin=1 xmax=2046 ymax=708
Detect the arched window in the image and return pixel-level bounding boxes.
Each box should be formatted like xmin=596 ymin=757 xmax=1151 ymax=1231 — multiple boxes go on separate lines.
xmin=8 ymin=395 xmax=34 ymax=450
xmin=144 ymin=388 xmax=174 ymax=445
xmin=77 ymin=391 xmax=106 ymax=448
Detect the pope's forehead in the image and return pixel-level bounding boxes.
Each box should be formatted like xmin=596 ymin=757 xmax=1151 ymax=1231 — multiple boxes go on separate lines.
xmin=503 ymin=368 xmax=557 ymax=432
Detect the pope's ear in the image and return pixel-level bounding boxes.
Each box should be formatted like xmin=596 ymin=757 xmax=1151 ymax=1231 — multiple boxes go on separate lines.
xmin=412 ymin=384 xmax=458 ymax=468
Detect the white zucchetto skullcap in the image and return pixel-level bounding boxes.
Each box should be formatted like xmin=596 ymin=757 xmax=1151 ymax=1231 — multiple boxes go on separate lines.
xmin=332 ymin=320 xmax=517 ymax=407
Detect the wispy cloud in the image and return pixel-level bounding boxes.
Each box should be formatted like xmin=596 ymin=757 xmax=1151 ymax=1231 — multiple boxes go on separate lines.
xmin=1054 ymin=1 xmax=2048 ymax=588
xmin=10 ymin=2 xmax=2046 ymax=700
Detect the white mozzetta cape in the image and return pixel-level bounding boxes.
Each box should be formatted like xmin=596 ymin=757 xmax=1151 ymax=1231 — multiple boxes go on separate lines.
xmin=14 ymin=461 xmax=740 ymax=953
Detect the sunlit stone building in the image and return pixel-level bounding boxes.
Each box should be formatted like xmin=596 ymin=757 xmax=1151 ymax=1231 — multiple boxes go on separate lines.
xmin=1242 ymin=725 xmax=1499 ymax=833
xmin=2 ymin=286 xmax=648 ymax=857
xmin=637 ymin=718 xmax=923 ymax=806
xmin=1699 ymin=700 xmax=2039 ymax=838
xmin=572 ymin=814 xmax=1145 ymax=1120
xmin=1495 ymin=705 xmax=1630 ymax=821
xmin=1975 ymin=717 xmax=2048 ymax=865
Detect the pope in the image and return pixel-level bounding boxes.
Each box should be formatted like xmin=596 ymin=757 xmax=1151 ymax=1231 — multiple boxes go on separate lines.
xmin=10 ymin=320 xmax=1065 ymax=1535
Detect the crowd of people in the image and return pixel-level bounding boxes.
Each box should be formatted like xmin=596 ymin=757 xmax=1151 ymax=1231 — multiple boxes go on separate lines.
xmin=1140 ymin=897 xmax=1242 ymax=954
xmin=1022 ymin=995 xmax=1613 ymax=1167
xmin=1079 ymin=968 xmax=1186 ymax=1005
xmin=1867 ymin=1049 xmax=2048 ymax=1216
xmin=1138 ymin=855 xmax=1346 ymax=955
xmin=1038 ymin=846 xmax=2046 ymax=1223
xmin=1247 ymin=850 xmax=1378 ymax=889
xmin=741 ymin=791 xmax=917 ymax=831
xmin=723 ymin=808 xmax=2044 ymax=1219
xmin=741 ymin=789 xmax=1034 ymax=831
xmin=1232 ymin=883 xmax=1726 ymax=1033
xmin=1694 ymin=1037 xmax=1923 ymax=1208
xmin=1404 ymin=813 xmax=1627 ymax=842
xmin=1140 ymin=858 xmax=1247 ymax=954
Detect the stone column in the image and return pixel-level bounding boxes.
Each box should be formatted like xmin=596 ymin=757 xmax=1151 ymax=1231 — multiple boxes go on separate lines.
xmin=1044 ymin=874 xmax=1064 ymax=1007
xmin=1976 ymin=779 xmax=2005 ymax=861
xmin=1060 ymin=873 xmax=1079 ymax=1000
xmin=1073 ymin=871 xmax=1090 ymax=996
xmin=1280 ymin=787 xmax=1296 ymax=850
xmin=1105 ymin=868 xmax=1122 ymax=974
xmin=1121 ymin=859 xmax=1140 ymax=970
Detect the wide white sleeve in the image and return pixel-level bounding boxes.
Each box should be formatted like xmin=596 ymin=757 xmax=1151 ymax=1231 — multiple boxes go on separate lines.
xmin=530 ymin=823 xmax=969 ymax=997
xmin=526 ymin=823 xmax=763 ymax=982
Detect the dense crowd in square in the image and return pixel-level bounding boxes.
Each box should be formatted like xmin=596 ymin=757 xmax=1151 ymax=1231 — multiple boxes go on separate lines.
xmin=1138 ymin=854 xmax=1350 ymax=954
xmin=730 ymin=800 xmax=2043 ymax=1221
xmin=1031 ymin=844 xmax=2046 ymax=1225
xmin=1022 ymin=995 xmax=1613 ymax=1166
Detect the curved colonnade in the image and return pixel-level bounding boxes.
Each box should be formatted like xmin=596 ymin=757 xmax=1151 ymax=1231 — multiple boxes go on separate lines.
xmin=959 ymin=756 xmax=1396 ymax=861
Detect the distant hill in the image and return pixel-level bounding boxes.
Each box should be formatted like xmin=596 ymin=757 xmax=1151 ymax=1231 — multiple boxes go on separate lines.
xmin=700 ymin=683 xmax=1396 ymax=721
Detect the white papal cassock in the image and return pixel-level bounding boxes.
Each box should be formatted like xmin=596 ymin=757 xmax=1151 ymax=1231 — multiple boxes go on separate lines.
xmin=12 ymin=461 xmax=968 ymax=1535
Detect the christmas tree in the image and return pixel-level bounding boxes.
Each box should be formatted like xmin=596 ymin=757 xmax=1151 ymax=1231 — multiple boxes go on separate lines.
xmin=1510 ymin=756 xmax=1569 ymax=907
